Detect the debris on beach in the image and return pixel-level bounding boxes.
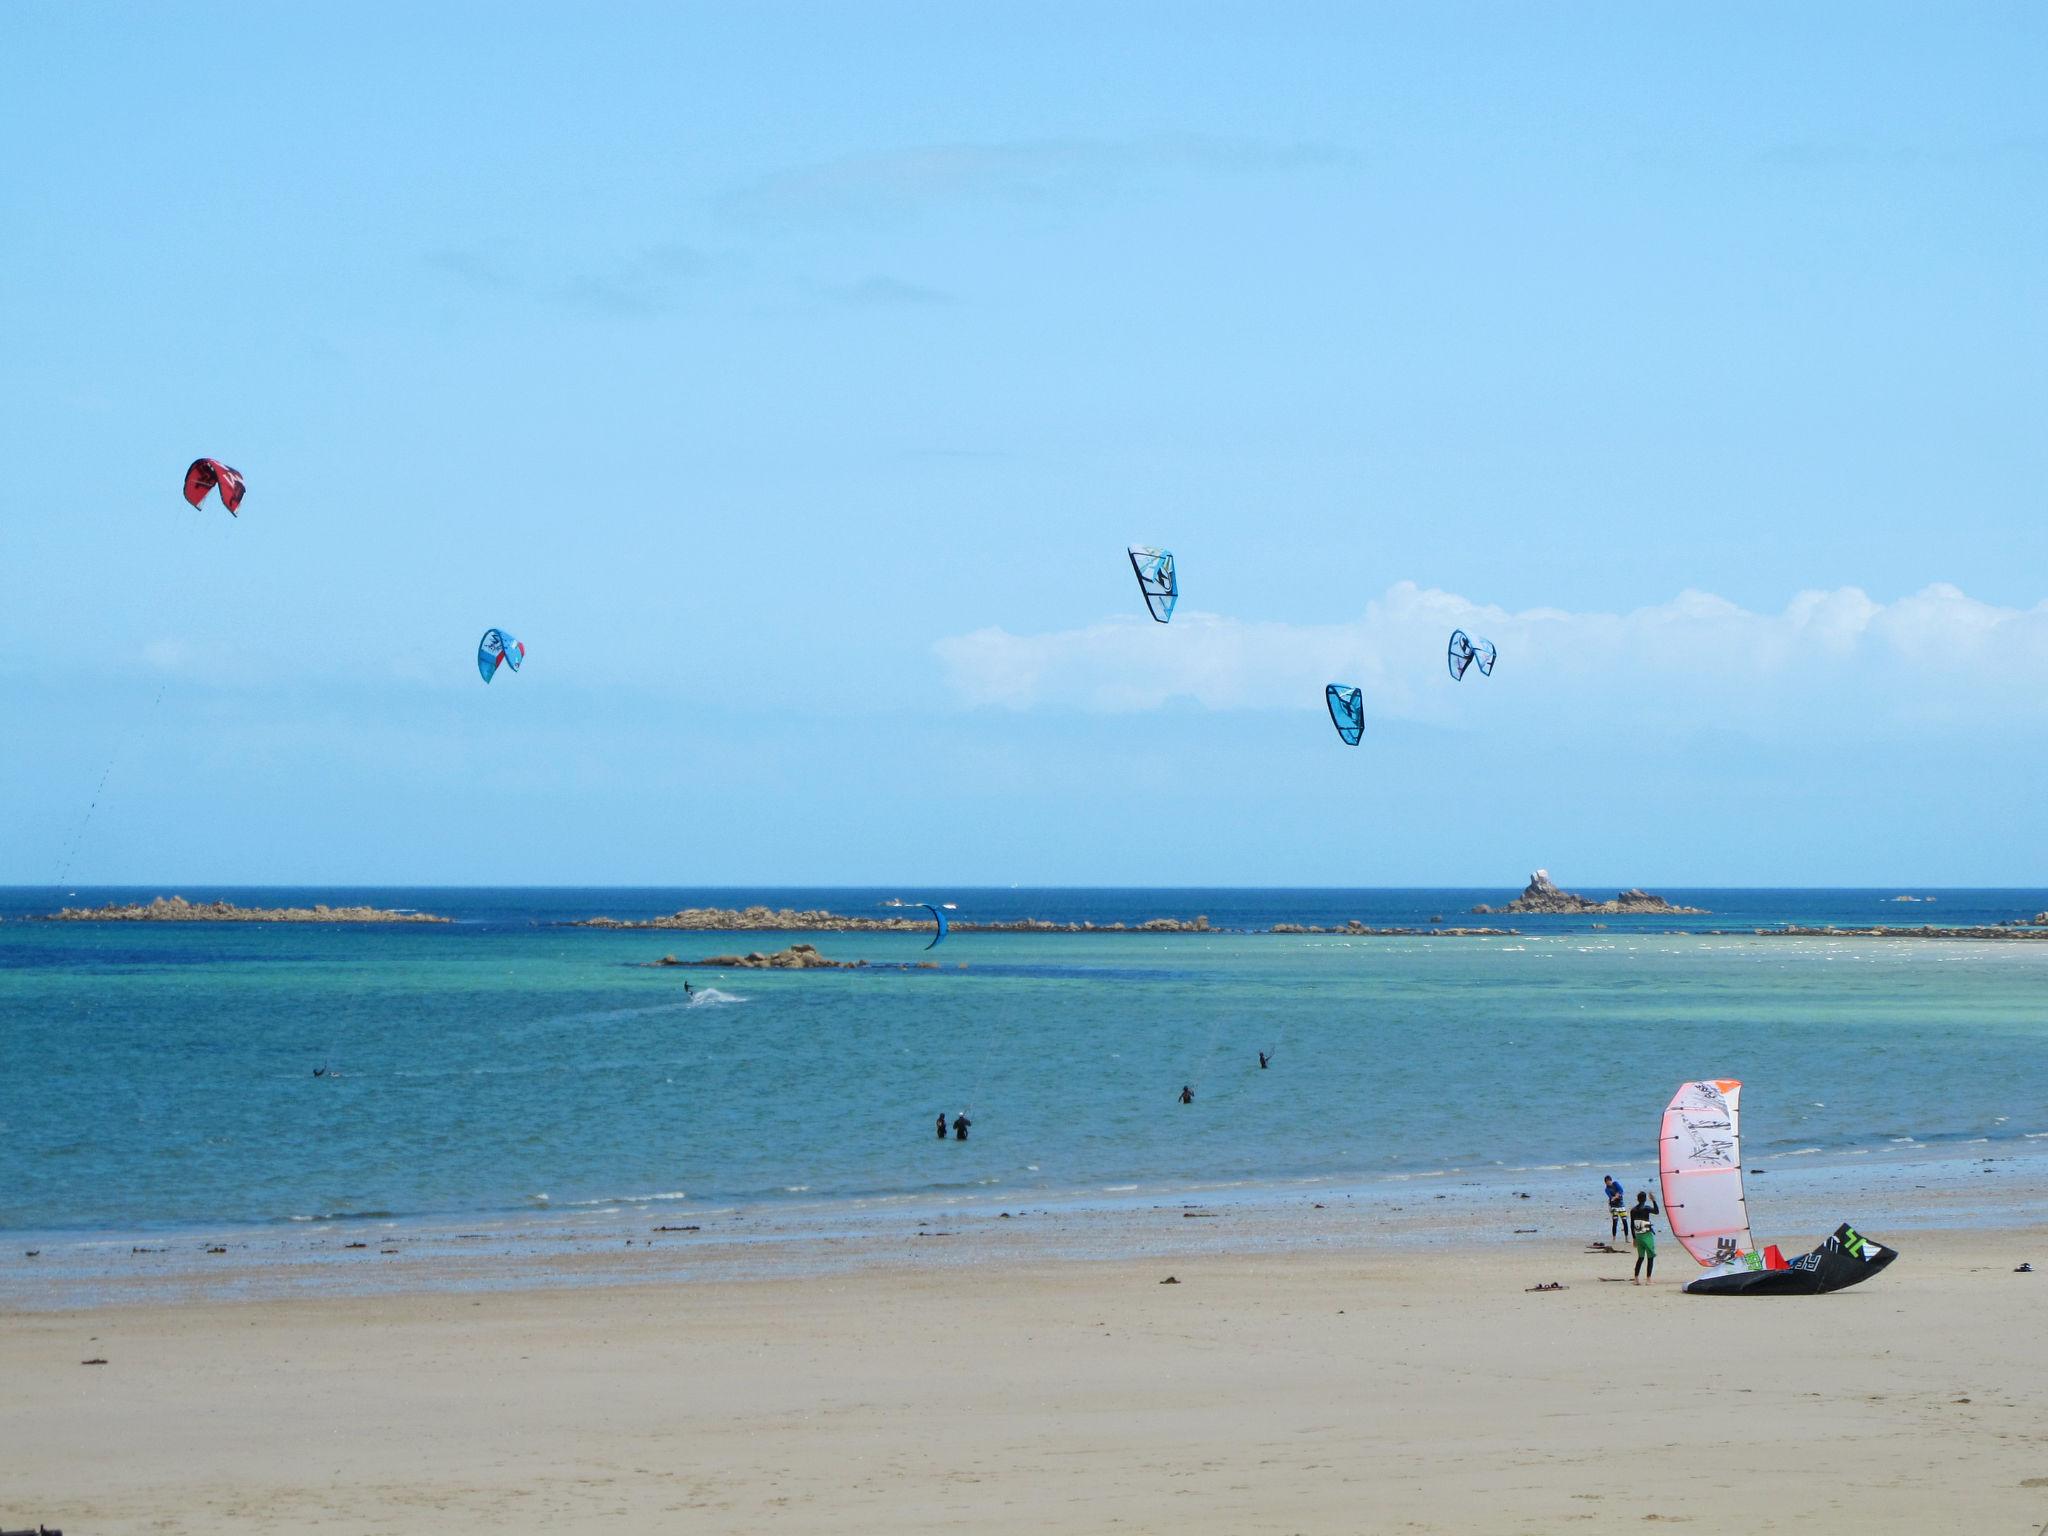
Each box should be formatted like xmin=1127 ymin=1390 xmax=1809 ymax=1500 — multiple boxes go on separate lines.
xmin=653 ymin=1225 xmax=700 ymax=1233
xmin=1159 ymin=1275 xmax=1180 ymax=1284
xmin=1526 ymin=1282 xmax=1566 ymax=1292
xmin=81 ymin=1356 xmax=108 ymax=1365
xmin=2016 ymin=1263 xmax=2034 ymax=1273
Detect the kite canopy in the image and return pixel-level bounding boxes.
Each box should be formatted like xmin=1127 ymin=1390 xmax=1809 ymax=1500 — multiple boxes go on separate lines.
xmin=1683 ymin=1223 xmax=1899 ymax=1296
xmin=1325 ymin=684 xmax=1364 ymax=746
xmin=1128 ymin=546 xmax=1177 ymax=624
xmin=919 ymin=903 xmax=950 ymax=950
xmin=1447 ymin=629 xmax=1496 ymax=681
xmin=1659 ymin=1079 xmax=1752 ymax=1268
xmin=477 ymin=628 xmax=524 ymax=684
xmin=183 ymin=459 xmax=246 ymax=515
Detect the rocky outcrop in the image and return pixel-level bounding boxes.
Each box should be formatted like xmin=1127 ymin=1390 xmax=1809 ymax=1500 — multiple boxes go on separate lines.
xmin=1472 ymin=871 xmax=1707 ymax=917
xmin=42 ymin=896 xmax=446 ymax=923
xmin=1271 ymin=922 xmax=1515 ymax=936
xmin=576 ymin=906 xmax=1211 ymax=934
xmin=655 ymin=943 xmax=929 ymax=970
xmin=1760 ymin=924 xmax=2048 ymax=940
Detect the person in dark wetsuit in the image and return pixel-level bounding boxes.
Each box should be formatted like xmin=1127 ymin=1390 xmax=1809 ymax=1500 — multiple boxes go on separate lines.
xmin=1630 ymin=1191 xmax=1661 ymax=1283
xmin=683 ymin=980 xmax=694 ymax=998
xmin=951 ymin=1113 xmax=971 ymax=1142
xmin=1178 ymin=1085 xmax=1195 ymax=1105
xmin=1604 ymin=1174 xmax=1626 ymax=1240
xmin=936 ymin=1113 xmax=948 ymax=1141
xmin=313 ymin=1066 xmax=328 ymax=1078
xmin=1258 ymin=1052 xmax=1270 ymax=1070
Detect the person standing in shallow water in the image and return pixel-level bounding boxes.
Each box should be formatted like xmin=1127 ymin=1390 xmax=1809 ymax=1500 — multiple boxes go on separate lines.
xmin=936 ymin=1113 xmax=948 ymax=1141
xmin=951 ymin=1113 xmax=971 ymax=1142
xmin=1178 ymin=1085 xmax=1195 ymax=1105
xmin=1630 ymin=1190 xmax=1661 ymax=1283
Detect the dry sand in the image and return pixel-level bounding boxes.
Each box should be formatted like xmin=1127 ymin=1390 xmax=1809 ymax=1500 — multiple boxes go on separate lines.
xmin=5 ymin=1227 xmax=2044 ymax=1534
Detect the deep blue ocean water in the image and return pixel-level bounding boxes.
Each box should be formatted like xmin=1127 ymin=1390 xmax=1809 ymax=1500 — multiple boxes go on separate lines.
xmin=4 ymin=887 xmax=2047 ymax=1240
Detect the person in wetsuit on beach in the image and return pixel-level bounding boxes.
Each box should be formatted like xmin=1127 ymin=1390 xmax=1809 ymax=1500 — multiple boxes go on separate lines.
xmin=952 ymin=1113 xmax=971 ymax=1142
xmin=1630 ymin=1191 xmax=1661 ymax=1283
xmin=1604 ymin=1174 xmax=1626 ymax=1240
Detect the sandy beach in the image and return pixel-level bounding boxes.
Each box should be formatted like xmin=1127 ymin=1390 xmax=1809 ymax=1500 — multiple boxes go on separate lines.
xmin=6 ymin=1223 xmax=2043 ymax=1535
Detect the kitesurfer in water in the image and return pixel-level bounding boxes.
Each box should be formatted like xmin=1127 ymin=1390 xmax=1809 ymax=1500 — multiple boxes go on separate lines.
xmin=1258 ymin=1052 xmax=1271 ymax=1070
xmin=1178 ymin=1085 xmax=1195 ymax=1105
xmin=1630 ymin=1191 xmax=1661 ymax=1283
xmin=951 ymin=1113 xmax=971 ymax=1142
xmin=1604 ymin=1174 xmax=1626 ymax=1240
xmin=683 ymin=980 xmax=694 ymax=998
xmin=936 ymin=1113 xmax=948 ymax=1141
xmin=313 ymin=1065 xmax=328 ymax=1078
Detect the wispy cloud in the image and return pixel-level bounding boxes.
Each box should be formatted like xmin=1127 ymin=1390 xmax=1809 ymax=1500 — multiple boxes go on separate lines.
xmin=720 ymin=135 xmax=1346 ymax=225
xmin=553 ymin=242 xmax=706 ymax=317
xmin=826 ymin=274 xmax=953 ymax=308
xmin=420 ymin=248 xmax=516 ymax=291
xmin=934 ymin=581 xmax=2048 ymax=726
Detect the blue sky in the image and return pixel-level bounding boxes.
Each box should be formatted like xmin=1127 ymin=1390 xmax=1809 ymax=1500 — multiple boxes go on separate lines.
xmin=3 ymin=4 xmax=2044 ymax=886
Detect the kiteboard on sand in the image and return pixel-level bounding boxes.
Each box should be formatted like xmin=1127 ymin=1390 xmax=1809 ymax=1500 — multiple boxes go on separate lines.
xmin=1658 ymin=1078 xmax=1898 ymax=1296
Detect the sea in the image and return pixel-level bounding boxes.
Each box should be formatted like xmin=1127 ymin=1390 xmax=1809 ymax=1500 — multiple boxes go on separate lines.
xmin=5 ymin=886 xmax=2047 ymax=1299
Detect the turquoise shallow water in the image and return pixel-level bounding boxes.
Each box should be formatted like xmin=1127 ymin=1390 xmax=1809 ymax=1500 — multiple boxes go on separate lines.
xmin=5 ymin=890 xmax=2047 ymax=1242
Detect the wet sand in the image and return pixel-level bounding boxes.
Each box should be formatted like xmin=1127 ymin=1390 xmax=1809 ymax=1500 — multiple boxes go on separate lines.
xmin=5 ymin=1223 xmax=2044 ymax=1534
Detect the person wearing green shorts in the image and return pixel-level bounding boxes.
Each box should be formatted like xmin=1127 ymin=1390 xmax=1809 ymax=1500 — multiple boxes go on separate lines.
xmin=1630 ymin=1191 xmax=1661 ymax=1284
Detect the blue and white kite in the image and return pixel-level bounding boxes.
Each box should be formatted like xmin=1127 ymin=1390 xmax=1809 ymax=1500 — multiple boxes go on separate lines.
xmin=1325 ymin=684 xmax=1364 ymax=746
xmin=478 ymin=628 xmax=525 ymax=684
xmin=1447 ymin=629 xmax=1496 ymax=682
xmin=1127 ymin=546 xmax=1177 ymax=624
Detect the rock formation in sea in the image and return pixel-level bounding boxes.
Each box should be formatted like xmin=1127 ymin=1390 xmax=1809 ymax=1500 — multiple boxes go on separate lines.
xmin=577 ymin=906 xmax=1211 ymax=934
xmin=1470 ymin=870 xmax=1709 ymax=917
xmin=41 ymin=896 xmax=447 ymax=923
xmin=1270 ymin=921 xmax=1514 ymax=936
xmin=653 ymin=943 xmax=930 ymax=970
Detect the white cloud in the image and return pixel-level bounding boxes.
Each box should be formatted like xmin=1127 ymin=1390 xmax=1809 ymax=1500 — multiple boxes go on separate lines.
xmin=933 ymin=581 xmax=2048 ymax=723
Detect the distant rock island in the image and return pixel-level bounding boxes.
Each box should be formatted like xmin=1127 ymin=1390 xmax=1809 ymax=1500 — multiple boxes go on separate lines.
xmin=43 ymin=896 xmax=447 ymax=924
xmin=1472 ymin=871 xmax=1708 ymax=917
xmin=1272 ymin=922 xmax=1514 ymax=937
xmin=578 ymin=905 xmax=1212 ymax=934
xmin=654 ymin=943 xmax=887 ymax=970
